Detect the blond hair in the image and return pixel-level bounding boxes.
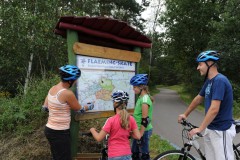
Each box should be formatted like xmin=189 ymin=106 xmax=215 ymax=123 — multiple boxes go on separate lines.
xmin=139 ymin=85 xmax=154 ymax=102
xmin=118 ymin=103 xmax=130 ymax=130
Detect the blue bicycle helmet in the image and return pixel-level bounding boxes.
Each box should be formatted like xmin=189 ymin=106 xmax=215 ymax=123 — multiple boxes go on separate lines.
xmin=196 ymin=50 xmax=220 ymax=62
xmin=59 ymin=65 xmax=81 ymax=81
xmin=130 ymin=74 xmax=148 ymax=86
xmin=111 ymin=90 xmax=129 ymax=103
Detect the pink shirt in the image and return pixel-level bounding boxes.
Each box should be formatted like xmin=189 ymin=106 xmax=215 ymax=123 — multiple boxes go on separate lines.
xmin=102 ymin=114 xmax=138 ymax=158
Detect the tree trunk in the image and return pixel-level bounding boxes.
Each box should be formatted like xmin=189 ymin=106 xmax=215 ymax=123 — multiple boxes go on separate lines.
xmin=24 ymin=53 xmax=34 ymax=95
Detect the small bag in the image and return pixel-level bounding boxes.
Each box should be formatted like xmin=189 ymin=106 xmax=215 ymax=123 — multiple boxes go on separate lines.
xmin=234 ymin=120 xmax=240 ymax=133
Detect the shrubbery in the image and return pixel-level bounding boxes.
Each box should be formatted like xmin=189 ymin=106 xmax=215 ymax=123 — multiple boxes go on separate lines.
xmin=0 ymin=74 xmax=58 ymax=136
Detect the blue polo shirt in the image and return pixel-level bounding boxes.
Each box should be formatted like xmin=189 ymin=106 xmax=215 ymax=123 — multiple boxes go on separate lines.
xmin=199 ymin=73 xmax=234 ymax=131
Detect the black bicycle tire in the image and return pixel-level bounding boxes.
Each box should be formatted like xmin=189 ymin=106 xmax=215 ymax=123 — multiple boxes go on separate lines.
xmin=235 ymin=143 xmax=240 ymax=160
xmin=153 ymin=150 xmax=196 ymax=160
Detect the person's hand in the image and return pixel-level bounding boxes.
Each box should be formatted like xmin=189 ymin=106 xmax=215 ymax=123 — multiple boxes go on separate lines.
xmin=77 ymin=102 xmax=94 ymax=113
xmin=137 ymin=137 xmax=144 ymax=146
xmin=189 ymin=128 xmax=201 ymax=138
xmin=178 ymin=114 xmax=187 ymax=123
xmin=87 ymin=102 xmax=94 ymax=111
xmin=90 ymin=127 xmax=96 ymax=133
xmin=41 ymin=105 xmax=49 ymax=112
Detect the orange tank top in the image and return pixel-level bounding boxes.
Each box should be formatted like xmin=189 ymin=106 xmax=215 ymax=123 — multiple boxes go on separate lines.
xmin=46 ymin=88 xmax=71 ymax=130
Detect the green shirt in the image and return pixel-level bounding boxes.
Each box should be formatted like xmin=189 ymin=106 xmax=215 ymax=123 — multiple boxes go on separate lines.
xmin=133 ymin=94 xmax=153 ymax=131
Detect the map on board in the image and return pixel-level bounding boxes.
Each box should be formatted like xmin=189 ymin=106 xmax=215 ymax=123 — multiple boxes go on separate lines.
xmin=77 ymin=55 xmax=135 ymax=111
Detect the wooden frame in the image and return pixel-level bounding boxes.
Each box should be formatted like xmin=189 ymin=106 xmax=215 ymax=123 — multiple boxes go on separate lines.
xmin=73 ymin=42 xmax=141 ymax=62
xmin=74 ymin=42 xmax=138 ymax=121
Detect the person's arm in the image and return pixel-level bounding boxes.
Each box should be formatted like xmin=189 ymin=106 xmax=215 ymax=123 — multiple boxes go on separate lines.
xmin=90 ymin=128 xmax=107 ymax=142
xmin=178 ymin=95 xmax=204 ymax=122
xmin=65 ymin=91 xmax=85 ymax=110
xmin=131 ymin=128 xmax=141 ymax=140
xmin=41 ymin=96 xmax=49 ymax=112
xmin=189 ymin=100 xmax=220 ymax=136
xmin=140 ymin=103 xmax=149 ymax=136
xmin=43 ymin=96 xmax=48 ymax=107
xmin=63 ymin=90 xmax=93 ymax=111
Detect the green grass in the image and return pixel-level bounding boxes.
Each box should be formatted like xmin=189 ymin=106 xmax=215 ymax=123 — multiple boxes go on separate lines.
xmin=167 ymin=85 xmax=240 ymax=117
xmin=149 ymin=84 xmax=204 ymax=159
xmin=167 ymin=85 xmax=192 ymax=105
xmin=150 ymin=134 xmax=175 ymax=159
xmin=2 ymin=77 xmax=239 ymax=159
xmin=166 ymin=85 xmax=205 ymax=112
xmin=149 ymin=84 xmax=240 ymax=159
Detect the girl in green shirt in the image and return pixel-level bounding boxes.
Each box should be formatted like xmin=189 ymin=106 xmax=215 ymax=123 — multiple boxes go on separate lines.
xmin=130 ymin=74 xmax=153 ymax=160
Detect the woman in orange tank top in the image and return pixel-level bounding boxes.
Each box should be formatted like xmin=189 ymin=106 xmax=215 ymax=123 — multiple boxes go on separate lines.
xmin=42 ymin=65 xmax=94 ymax=160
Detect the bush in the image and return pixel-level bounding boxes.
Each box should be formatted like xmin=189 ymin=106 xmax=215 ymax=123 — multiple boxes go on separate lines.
xmin=0 ymin=73 xmax=58 ymax=136
xmin=232 ymin=82 xmax=240 ymax=103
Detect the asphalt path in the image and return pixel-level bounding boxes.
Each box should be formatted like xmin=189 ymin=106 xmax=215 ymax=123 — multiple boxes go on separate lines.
xmin=152 ymin=88 xmax=240 ymax=159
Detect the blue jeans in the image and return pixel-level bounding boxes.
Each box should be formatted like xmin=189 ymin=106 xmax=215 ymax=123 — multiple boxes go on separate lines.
xmin=131 ymin=129 xmax=152 ymax=158
xmin=108 ymin=155 xmax=132 ymax=160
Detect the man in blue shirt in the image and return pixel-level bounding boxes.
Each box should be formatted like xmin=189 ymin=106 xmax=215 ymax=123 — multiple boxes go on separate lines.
xmin=178 ymin=50 xmax=236 ymax=160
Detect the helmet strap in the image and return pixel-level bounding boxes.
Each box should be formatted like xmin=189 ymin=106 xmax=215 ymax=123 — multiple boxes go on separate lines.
xmin=204 ymin=61 xmax=215 ymax=81
xmin=139 ymin=85 xmax=143 ymax=95
xmin=68 ymin=81 xmax=74 ymax=88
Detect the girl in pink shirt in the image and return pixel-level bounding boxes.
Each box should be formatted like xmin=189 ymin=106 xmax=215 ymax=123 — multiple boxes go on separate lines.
xmin=90 ymin=90 xmax=141 ymax=160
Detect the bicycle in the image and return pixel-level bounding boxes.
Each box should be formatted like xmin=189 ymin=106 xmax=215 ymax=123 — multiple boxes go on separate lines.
xmin=80 ymin=131 xmax=138 ymax=160
xmin=153 ymin=119 xmax=240 ymax=160
xmin=80 ymin=132 xmax=108 ymax=160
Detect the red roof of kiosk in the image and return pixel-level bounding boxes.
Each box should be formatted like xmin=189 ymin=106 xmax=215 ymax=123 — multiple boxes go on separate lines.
xmin=54 ymin=16 xmax=152 ymax=48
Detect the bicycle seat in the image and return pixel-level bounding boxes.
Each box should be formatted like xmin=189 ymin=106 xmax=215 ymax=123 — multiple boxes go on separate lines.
xmin=234 ymin=120 xmax=240 ymax=133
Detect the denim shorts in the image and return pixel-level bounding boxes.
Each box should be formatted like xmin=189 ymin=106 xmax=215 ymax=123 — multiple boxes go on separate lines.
xmin=108 ymin=155 xmax=132 ymax=160
xmin=131 ymin=129 xmax=153 ymax=154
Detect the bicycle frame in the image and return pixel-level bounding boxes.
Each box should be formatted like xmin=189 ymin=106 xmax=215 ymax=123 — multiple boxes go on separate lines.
xmin=234 ymin=120 xmax=240 ymax=160
xmin=233 ymin=144 xmax=240 ymax=160
xmin=80 ymin=132 xmax=109 ymax=160
xmin=153 ymin=120 xmax=240 ymax=160
xmin=180 ymin=120 xmax=240 ymax=160
xmin=99 ymin=134 xmax=109 ymax=160
xmin=180 ymin=126 xmax=206 ymax=160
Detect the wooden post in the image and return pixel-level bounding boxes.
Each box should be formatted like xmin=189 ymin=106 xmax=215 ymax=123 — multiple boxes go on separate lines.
xmin=66 ymin=29 xmax=79 ymax=159
xmin=133 ymin=47 xmax=141 ymax=74
xmin=132 ymin=47 xmax=141 ymax=103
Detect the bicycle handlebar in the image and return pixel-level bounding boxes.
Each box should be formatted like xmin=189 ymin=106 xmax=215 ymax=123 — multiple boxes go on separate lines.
xmin=180 ymin=119 xmax=203 ymax=137
xmin=80 ymin=132 xmax=92 ymax=136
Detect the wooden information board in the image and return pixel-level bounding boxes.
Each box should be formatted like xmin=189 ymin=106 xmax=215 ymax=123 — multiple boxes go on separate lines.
xmin=74 ymin=42 xmax=140 ymax=120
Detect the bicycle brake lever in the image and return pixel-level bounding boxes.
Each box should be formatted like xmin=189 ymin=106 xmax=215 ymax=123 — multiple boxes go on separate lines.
xmin=196 ymin=132 xmax=203 ymax=137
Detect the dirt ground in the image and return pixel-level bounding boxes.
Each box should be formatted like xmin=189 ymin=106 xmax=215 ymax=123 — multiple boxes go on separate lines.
xmin=0 ymin=119 xmax=106 ymax=160
xmin=0 ymin=126 xmax=51 ymax=160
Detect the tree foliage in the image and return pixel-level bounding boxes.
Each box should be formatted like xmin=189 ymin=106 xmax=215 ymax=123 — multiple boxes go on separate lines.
xmin=0 ymin=0 xmax=149 ymax=96
xmin=155 ymin=0 xmax=240 ymax=98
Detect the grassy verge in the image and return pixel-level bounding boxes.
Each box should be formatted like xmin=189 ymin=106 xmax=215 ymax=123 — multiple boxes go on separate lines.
xmin=149 ymin=85 xmax=177 ymax=158
xmin=166 ymin=84 xmax=240 ymax=118
xmin=150 ymin=134 xmax=175 ymax=158
xmin=166 ymin=85 xmax=204 ymax=112
xmin=149 ymin=84 xmax=240 ymax=159
xmin=149 ymin=84 xmax=203 ymax=159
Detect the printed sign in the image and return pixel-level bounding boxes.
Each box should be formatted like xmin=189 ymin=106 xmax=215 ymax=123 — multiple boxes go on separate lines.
xmin=77 ymin=55 xmax=135 ymax=71
xmin=77 ymin=55 xmax=135 ymax=111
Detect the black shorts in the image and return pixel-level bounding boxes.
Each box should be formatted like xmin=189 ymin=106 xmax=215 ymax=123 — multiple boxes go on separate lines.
xmin=44 ymin=126 xmax=71 ymax=160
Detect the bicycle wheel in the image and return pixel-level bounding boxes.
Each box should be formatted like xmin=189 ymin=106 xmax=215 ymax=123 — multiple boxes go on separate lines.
xmin=235 ymin=143 xmax=240 ymax=160
xmin=153 ymin=150 xmax=196 ymax=160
